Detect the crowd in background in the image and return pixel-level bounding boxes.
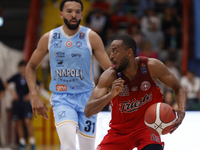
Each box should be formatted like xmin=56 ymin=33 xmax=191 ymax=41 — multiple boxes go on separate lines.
xmin=84 ymin=0 xmax=200 ymax=111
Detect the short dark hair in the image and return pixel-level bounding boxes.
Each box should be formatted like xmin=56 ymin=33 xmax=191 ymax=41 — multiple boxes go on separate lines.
xmin=60 ymin=0 xmax=83 ymax=11
xmin=18 ymin=60 xmax=27 ymax=67
xmin=114 ymin=35 xmax=137 ymax=57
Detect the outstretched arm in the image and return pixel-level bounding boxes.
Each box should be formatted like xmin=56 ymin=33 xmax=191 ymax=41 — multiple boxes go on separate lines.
xmin=84 ymin=68 xmax=124 ymax=118
xmin=25 ymin=32 xmax=50 ymax=119
xmin=89 ymin=30 xmax=112 ymax=71
xmin=148 ymin=58 xmax=186 ymax=133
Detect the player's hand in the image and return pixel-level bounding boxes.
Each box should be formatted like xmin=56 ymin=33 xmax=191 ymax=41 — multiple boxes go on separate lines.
xmin=31 ymin=95 xmax=49 ymax=119
xmin=110 ymin=78 xmax=124 ymax=97
xmin=170 ymin=109 xmax=185 ymax=133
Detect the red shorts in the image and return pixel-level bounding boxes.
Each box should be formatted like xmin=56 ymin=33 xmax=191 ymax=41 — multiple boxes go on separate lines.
xmin=96 ymin=127 xmax=163 ymax=150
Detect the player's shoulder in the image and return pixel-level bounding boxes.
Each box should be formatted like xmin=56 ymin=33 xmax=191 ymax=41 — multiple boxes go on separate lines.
xmin=88 ymin=29 xmax=98 ymax=38
xmin=104 ymin=66 xmax=117 ymax=77
xmin=99 ymin=67 xmax=117 ymax=85
xmin=38 ymin=31 xmax=51 ymax=43
xmin=147 ymin=58 xmax=164 ymax=68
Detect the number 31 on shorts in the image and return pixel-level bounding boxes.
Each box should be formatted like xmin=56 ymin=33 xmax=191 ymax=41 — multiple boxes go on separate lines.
xmin=84 ymin=120 xmax=95 ymax=133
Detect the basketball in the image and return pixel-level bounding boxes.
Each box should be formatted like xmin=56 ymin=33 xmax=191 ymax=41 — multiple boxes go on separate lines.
xmin=144 ymin=102 xmax=177 ymax=135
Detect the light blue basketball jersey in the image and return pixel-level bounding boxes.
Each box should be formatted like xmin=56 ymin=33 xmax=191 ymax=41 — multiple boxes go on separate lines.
xmin=48 ymin=26 xmax=95 ymax=94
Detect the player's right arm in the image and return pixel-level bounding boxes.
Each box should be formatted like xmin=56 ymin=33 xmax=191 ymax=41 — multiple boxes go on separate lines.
xmin=84 ymin=68 xmax=124 ymax=118
xmin=25 ymin=32 xmax=50 ymax=119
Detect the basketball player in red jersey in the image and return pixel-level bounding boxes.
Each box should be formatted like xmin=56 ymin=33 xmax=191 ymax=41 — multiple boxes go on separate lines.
xmin=84 ymin=35 xmax=186 ymax=150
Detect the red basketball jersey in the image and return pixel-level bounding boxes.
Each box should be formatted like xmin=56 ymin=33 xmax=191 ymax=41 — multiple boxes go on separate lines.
xmin=109 ymin=57 xmax=163 ymax=132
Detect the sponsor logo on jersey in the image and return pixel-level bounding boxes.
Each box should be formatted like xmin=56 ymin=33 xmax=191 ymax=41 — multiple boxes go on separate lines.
xmin=140 ymin=81 xmax=151 ymax=91
xmin=56 ymin=85 xmax=67 ymax=91
xmin=119 ymin=93 xmax=152 ymax=113
xmin=141 ymin=63 xmax=147 ymax=74
xmin=58 ymin=111 xmax=66 ymax=119
xmin=71 ymin=53 xmax=81 ymax=58
xmin=151 ymin=134 xmax=161 ymax=143
xmin=79 ymin=32 xmax=85 ymax=39
xmin=54 ymin=69 xmax=84 ymax=80
xmin=56 ymin=59 xmax=64 ymax=67
xmin=131 ymin=86 xmax=138 ymax=91
xmin=76 ymin=41 xmax=82 ymax=47
xmin=55 ymin=52 xmax=65 ymax=57
xmin=119 ymin=85 xmax=129 ymax=96
xmin=54 ymin=40 xmax=62 ymax=48
xmin=65 ymin=41 xmax=72 ymax=48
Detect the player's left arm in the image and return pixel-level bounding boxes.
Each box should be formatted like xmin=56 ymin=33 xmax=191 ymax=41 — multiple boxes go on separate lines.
xmin=148 ymin=58 xmax=186 ymax=133
xmin=89 ymin=30 xmax=112 ymax=70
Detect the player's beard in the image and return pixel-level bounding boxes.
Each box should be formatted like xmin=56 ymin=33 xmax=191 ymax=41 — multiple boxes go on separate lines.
xmin=116 ymin=56 xmax=129 ymax=72
xmin=63 ymin=17 xmax=81 ymax=30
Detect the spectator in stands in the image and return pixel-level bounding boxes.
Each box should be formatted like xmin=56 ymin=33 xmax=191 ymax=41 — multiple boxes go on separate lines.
xmin=153 ymin=0 xmax=178 ymax=13
xmin=180 ymin=70 xmax=200 ymax=111
xmin=111 ymin=0 xmax=138 ymax=32
xmin=165 ymin=58 xmax=181 ymax=80
xmin=163 ymin=90 xmax=178 ymax=109
xmin=161 ymin=7 xmax=181 ymax=36
xmin=143 ymin=21 xmax=164 ymax=53
xmin=85 ymin=8 xmax=110 ymax=46
xmin=4 ymin=60 xmax=43 ymax=150
xmin=137 ymin=0 xmax=155 ymax=18
xmin=137 ymin=41 xmax=158 ymax=59
xmin=159 ymin=25 xmax=182 ymax=64
xmin=129 ymin=24 xmax=143 ymax=51
xmin=140 ymin=8 xmax=161 ymax=34
xmin=164 ymin=25 xmax=181 ymax=50
xmin=90 ymin=0 xmax=111 ymax=15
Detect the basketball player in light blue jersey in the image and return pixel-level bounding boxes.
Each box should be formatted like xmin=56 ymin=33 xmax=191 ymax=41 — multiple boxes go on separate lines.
xmin=25 ymin=0 xmax=112 ymax=150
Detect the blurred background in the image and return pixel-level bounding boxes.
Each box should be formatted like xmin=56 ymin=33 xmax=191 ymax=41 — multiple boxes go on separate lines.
xmin=0 ymin=0 xmax=200 ymax=149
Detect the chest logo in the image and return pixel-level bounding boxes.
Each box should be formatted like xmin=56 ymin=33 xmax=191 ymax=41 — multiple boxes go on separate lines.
xmin=65 ymin=41 xmax=72 ymax=48
xmin=79 ymin=32 xmax=85 ymax=39
xmin=140 ymin=81 xmax=151 ymax=91
xmin=141 ymin=63 xmax=147 ymax=74
xmin=76 ymin=41 xmax=82 ymax=47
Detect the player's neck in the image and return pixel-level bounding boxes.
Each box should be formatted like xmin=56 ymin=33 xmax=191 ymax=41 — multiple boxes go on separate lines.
xmin=62 ymin=25 xmax=81 ymax=36
xmin=122 ymin=59 xmax=138 ymax=81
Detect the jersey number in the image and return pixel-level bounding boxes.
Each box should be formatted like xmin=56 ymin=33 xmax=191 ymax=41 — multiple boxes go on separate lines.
xmin=84 ymin=120 xmax=95 ymax=133
xmin=53 ymin=33 xmax=60 ymax=39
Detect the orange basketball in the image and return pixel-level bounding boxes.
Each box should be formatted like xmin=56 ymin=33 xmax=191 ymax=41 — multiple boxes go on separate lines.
xmin=144 ymin=102 xmax=177 ymax=135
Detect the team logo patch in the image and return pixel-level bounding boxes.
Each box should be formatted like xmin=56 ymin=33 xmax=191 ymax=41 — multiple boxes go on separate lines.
xmin=141 ymin=63 xmax=147 ymax=74
xmin=56 ymin=85 xmax=67 ymax=91
xmin=65 ymin=41 xmax=72 ymax=48
xmin=58 ymin=111 xmax=66 ymax=119
xmin=140 ymin=81 xmax=151 ymax=91
xmin=76 ymin=41 xmax=82 ymax=47
xmin=79 ymin=32 xmax=85 ymax=39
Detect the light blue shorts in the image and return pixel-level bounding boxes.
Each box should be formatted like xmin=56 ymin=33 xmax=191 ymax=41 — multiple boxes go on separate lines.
xmin=51 ymin=91 xmax=97 ymax=137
